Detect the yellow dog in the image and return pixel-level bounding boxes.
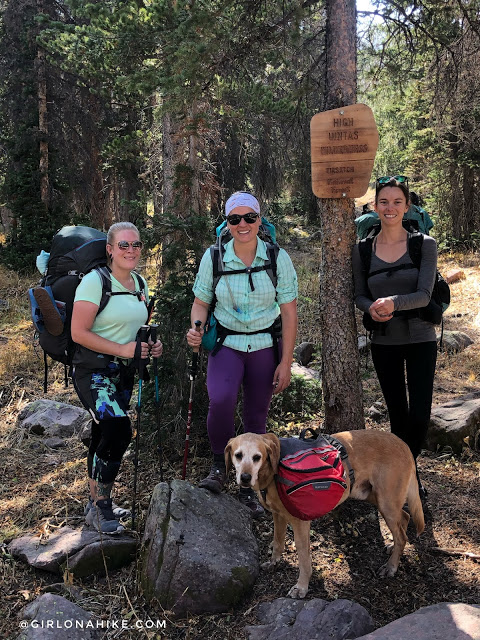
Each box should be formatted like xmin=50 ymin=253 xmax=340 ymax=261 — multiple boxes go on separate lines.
xmin=225 ymin=430 xmax=424 ymax=598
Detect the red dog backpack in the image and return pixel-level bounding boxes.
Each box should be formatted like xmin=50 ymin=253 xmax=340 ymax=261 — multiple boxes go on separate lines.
xmin=276 ymin=430 xmax=351 ymax=521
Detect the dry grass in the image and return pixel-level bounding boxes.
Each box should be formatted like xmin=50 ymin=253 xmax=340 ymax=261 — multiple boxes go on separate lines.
xmin=0 ymin=245 xmax=479 ymax=639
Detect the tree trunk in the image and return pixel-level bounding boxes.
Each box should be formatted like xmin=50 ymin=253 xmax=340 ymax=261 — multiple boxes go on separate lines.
xmin=37 ymin=44 xmax=49 ymax=209
xmin=462 ymin=165 xmax=475 ymax=240
xmin=319 ymin=0 xmax=364 ymax=432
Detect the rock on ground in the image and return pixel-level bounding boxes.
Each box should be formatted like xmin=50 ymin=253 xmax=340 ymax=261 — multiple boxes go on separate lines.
xmin=8 ymin=526 xmax=137 ymax=576
xmin=17 ymin=399 xmax=90 ymax=439
xmin=142 ymin=480 xmax=259 ymax=617
xmin=445 ymin=269 xmax=465 ymax=284
xmin=439 ymin=330 xmax=473 ymax=353
xmin=294 ymin=342 xmax=315 ymax=366
xmin=17 ymin=593 xmax=102 ymax=640
xmin=245 ymin=597 xmax=375 ymax=640
xmin=291 ymin=362 xmax=320 ymax=381
xmin=355 ymin=602 xmax=480 ymax=639
xmin=427 ymin=392 xmax=480 ymax=452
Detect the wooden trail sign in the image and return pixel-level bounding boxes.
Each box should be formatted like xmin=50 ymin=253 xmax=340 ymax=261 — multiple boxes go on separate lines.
xmin=311 ymin=104 xmax=379 ymax=198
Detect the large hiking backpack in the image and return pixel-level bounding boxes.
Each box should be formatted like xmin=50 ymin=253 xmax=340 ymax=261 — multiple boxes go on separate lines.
xmin=276 ymin=429 xmax=354 ymax=521
xmin=355 ymin=205 xmax=434 ymax=240
xmin=358 ymin=222 xmax=450 ymax=331
xmin=202 ymin=217 xmax=282 ymax=355
xmin=29 ymin=225 xmax=147 ymax=391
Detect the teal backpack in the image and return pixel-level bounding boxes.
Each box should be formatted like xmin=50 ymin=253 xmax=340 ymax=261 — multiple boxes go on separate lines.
xmin=355 ymin=205 xmax=434 ymax=240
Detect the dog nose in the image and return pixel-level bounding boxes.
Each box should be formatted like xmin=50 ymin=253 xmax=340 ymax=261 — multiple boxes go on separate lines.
xmin=240 ymin=472 xmax=252 ymax=484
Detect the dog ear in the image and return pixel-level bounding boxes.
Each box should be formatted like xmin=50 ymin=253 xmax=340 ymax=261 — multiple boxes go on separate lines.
xmin=263 ymin=432 xmax=280 ymax=475
xmin=224 ymin=439 xmax=234 ymax=475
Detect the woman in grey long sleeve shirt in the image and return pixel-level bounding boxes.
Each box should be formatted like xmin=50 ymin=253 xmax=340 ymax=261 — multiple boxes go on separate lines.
xmin=352 ymin=176 xmax=438 ymax=499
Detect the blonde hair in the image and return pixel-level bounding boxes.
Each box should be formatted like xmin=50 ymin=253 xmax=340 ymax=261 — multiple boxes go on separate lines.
xmin=106 ymin=222 xmax=140 ymax=264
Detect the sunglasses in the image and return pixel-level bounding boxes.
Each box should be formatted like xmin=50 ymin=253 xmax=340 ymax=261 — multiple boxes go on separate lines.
xmin=376 ymin=175 xmax=409 ymax=186
xmin=227 ymin=213 xmax=259 ymax=225
xmin=116 ymin=240 xmax=143 ymax=250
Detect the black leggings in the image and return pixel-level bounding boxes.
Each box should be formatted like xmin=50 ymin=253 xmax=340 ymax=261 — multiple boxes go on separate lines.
xmin=371 ymin=341 xmax=437 ymax=459
xmin=87 ymin=417 xmax=132 ymax=483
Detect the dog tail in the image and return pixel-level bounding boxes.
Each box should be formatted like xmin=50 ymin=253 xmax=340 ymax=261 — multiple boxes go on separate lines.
xmin=406 ymin=471 xmax=425 ymax=536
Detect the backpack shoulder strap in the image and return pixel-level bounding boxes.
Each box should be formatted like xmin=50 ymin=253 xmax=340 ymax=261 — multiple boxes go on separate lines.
xmin=131 ymin=270 xmax=146 ymax=294
xmin=95 ymin=266 xmax=113 ymax=315
xmin=358 ymin=236 xmax=374 ymax=276
xmin=210 ymin=244 xmax=221 ymax=292
xmin=264 ymin=242 xmax=279 ymax=288
xmin=407 ymin=233 xmax=423 ymax=270
xmin=209 ymin=238 xmax=280 ymax=298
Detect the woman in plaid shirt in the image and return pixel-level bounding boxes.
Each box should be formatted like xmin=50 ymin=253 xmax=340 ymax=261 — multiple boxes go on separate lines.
xmin=186 ymin=192 xmax=298 ymax=517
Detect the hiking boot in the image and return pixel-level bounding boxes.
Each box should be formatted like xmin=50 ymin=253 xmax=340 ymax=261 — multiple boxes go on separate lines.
xmin=85 ymin=498 xmax=125 ymax=534
xmin=84 ymin=497 xmax=131 ymax=520
xmin=198 ymin=465 xmax=226 ymax=494
xmin=33 ymin=287 xmax=64 ymax=336
xmin=238 ymin=490 xmax=265 ymax=519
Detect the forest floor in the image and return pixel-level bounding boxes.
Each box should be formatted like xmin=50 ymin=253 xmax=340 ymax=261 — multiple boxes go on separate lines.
xmin=0 ymin=239 xmax=479 ymax=639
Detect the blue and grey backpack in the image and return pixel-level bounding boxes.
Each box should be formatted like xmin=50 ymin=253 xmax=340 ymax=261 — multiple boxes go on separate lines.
xmin=29 ymin=225 xmax=147 ymax=391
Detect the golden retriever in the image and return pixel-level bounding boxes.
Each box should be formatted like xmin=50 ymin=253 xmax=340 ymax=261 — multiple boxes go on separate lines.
xmin=225 ymin=430 xmax=424 ymax=598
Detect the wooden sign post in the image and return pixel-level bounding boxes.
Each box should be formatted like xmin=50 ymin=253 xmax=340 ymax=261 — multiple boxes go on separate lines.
xmin=311 ymin=103 xmax=378 ymax=199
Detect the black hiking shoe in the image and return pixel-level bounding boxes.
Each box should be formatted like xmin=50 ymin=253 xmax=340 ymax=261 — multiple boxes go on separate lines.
xmin=198 ymin=465 xmax=226 ymax=494
xmin=238 ymin=489 xmax=265 ymax=519
xmin=85 ymin=498 xmax=125 ymax=534
xmin=84 ymin=497 xmax=131 ymax=520
xmin=33 ymin=287 xmax=64 ymax=336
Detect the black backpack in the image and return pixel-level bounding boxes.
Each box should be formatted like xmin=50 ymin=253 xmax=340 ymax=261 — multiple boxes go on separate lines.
xmin=358 ymin=223 xmax=450 ymax=331
xmin=29 ymin=225 xmax=147 ymax=391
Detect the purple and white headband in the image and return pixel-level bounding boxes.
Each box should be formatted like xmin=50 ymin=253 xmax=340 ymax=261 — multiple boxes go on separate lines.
xmin=225 ymin=192 xmax=260 ymax=216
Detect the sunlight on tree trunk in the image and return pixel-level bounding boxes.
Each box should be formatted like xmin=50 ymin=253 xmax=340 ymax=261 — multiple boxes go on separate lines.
xmin=319 ymin=0 xmax=364 ymax=432
xmin=37 ymin=45 xmax=48 ymax=210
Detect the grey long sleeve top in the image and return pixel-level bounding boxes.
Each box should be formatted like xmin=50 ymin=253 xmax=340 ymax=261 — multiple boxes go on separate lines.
xmin=352 ymin=234 xmax=438 ymax=345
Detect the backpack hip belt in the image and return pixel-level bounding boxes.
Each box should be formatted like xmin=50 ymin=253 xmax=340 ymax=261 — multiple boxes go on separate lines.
xmin=211 ymin=315 xmax=282 ymax=364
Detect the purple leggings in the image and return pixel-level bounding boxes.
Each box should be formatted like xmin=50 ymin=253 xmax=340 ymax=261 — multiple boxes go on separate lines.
xmin=206 ymin=345 xmax=278 ymax=454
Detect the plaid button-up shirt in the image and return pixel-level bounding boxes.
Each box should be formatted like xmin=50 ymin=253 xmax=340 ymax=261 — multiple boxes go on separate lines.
xmin=193 ymin=238 xmax=298 ymax=353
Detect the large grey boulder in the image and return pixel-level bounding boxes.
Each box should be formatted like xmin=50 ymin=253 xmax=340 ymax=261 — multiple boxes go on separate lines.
xmin=17 ymin=399 xmax=90 ymax=438
xmin=427 ymin=393 xmax=480 ymax=452
xmin=8 ymin=526 xmax=137 ymax=576
xmin=245 ymin=597 xmax=375 ymax=640
xmin=355 ymin=602 xmax=480 ymax=639
xmin=17 ymin=593 xmax=101 ymax=640
xmin=142 ymin=480 xmax=259 ymax=617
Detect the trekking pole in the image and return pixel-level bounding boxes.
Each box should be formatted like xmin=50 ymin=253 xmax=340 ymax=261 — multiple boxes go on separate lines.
xmin=132 ymin=324 xmax=150 ymax=531
xmin=149 ymin=323 xmax=163 ymax=482
xmin=182 ymin=320 xmax=202 ymax=481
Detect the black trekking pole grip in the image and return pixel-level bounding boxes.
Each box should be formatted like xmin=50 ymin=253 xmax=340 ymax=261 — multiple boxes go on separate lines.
xmin=138 ymin=324 xmax=150 ymax=381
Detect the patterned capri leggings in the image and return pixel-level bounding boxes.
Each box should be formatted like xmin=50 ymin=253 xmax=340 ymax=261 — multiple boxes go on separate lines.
xmin=73 ymin=361 xmax=134 ymax=485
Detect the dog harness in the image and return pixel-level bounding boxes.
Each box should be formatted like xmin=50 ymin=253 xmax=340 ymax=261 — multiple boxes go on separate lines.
xmin=260 ymin=434 xmax=355 ymax=513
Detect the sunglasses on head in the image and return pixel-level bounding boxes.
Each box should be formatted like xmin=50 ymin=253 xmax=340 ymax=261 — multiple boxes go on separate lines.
xmin=116 ymin=240 xmax=143 ymax=250
xmin=376 ymin=175 xmax=409 ymax=186
xmin=227 ymin=213 xmax=259 ymax=225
